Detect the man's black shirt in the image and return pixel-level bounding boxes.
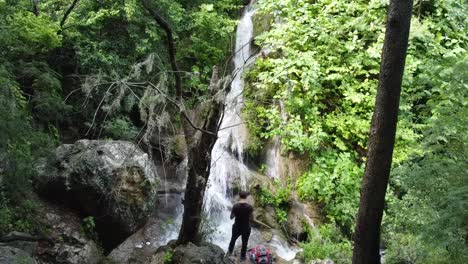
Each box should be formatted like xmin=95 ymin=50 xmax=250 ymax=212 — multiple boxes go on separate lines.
xmin=231 ymin=202 xmax=253 ymax=228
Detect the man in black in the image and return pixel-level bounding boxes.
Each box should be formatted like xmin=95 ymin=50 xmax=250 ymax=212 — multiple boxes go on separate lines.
xmin=227 ymin=191 xmax=253 ymax=261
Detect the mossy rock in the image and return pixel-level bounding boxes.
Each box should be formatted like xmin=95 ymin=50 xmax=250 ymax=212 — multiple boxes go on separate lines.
xmin=168 ymin=134 xmax=187 ymax=162
xmin=252 ymin=11 xmax=274 ymax=40
xmin=253 ymin=206 xmax=280 ymax=231
xmin=35 ymin=140 xmax=159 ymax=250
xmin=0 ymin=246 xmax=35 ymax=264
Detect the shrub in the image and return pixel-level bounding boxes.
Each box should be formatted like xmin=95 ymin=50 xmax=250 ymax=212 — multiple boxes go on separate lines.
xmin=302 ymin=224 xmax=352 ymax=264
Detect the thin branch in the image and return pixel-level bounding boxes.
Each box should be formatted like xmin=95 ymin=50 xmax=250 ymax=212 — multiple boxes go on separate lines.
xmin=85 ymin=82 xmax=116 ymax=136
xmin=218 ymin=122 xmax=247 ymax=131
xmin=147 ymin=82 xmax=217 ymax=136
xmin=60 ymin=0 xmax=80 ymax=29
xmin=141 ymin=0 xmax=183 ymax=99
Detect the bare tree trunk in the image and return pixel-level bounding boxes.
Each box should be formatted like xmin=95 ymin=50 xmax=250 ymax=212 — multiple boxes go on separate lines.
xmin=352 ymin=1 xmax=413 ymax=263
xmin=141 ymin=0 xmax=222 ymax=245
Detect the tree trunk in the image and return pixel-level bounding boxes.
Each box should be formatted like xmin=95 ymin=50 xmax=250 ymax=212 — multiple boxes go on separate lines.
xmin=176 ymin=67 xmax=222 ymax=244
xmin=60 ymin=0 xmax=80 ymax=29
xmin=141 ymin=0 xmax=223 ymax=245
xmin=177 ymin=97 xmax=221 ymax=244
xmin=352 ymin=1 xmax=413 ymax=264
xmin=32 ymin=0 xmax=39 ymax=16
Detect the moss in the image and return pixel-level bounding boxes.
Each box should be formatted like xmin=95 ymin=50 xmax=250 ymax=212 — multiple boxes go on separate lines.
xmin=168 ymin=135 xmax=187 ymax=161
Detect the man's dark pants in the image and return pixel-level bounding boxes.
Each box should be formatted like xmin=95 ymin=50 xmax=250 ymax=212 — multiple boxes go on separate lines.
xmin=228 ymin=224 xmax=251 ymax=258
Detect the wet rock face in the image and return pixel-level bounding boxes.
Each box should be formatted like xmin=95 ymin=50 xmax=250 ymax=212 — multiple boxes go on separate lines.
xmin=287 ymin=201 xmax=310 ymax=242
xmin=107 ymin=193 xmax=184 ymax=264
xmin=36 ymin=140 xmax=159 ymax=250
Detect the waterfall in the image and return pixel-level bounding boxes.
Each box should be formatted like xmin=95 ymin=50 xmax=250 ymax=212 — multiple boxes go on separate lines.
xmin=265 ymin=100 xmax=287 ymax=179
xmin=204 ymin=1 xmax=255 ymax=245
xmin=203 ymin=3 xmax=298 ymax=261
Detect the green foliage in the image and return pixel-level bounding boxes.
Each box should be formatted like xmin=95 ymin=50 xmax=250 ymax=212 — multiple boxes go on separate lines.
xmin=256 ymin=180 xmax=292 ymax=223
xmin=102 ymin=116 xmax=139 ymax=140
xmin=83 ymin=216 xmax=96 ymax=233
xmin=163 ymin=250 xmax=174 ymax=264
xmin=384 ymin=56 xmax=468 ymax=263
xmin=297 ymin=151 xmax=363 ymax=229
xmin=185 ymin=3 xmax=237 ymax=74
xmin=0 ymin=190 xmax=41 ymax=235
xmin=0 ymin=66 xmax=58 ymax=195
xmin=0 ymin=192 xmax=13 ymax=235
xmin=246 ymin=0 xmax=387 ymax=156
xmin=0 ymin=9 xmax=61 ymax=56
xmin=0 ymin=42 xmax=58 ymax=236
xmin=247 ymin=0 xmax=467 ymax=236
xmin=257 ymin=181 xmax=291 ymax=208
xmin=180 ymin=0 xmax=242 ymax=92
xmin=301 ymin=223 xmax=352 ymax=264
xmin=244 ymin=0 xmax=391 ymax=232
xmin=0 ymin=0 xmax=244 ymax=242
xmin=0 ymin=0 xmax=466 ymax=260
xmin=259 ymin=163 xmax=267 ymax=174
xmin=275 ymin=208 xmax=288 ymax=224
xmin=82 ymin=216 xmax=98 ymax=239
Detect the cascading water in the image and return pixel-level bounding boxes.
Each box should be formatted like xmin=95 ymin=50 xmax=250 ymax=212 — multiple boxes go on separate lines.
xmin=204 ymin=1 xmax=254 ymax=245
xmin=204 ymin=2 xmax=298 ymax=260
xmin=265 ymin=101 xmax=287 ymax=179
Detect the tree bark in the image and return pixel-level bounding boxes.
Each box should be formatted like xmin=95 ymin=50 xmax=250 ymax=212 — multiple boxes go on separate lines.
xmin=141 ymin=0 xmax=222 ymax=245
xmin=141 ymin=0 xmax=182 ymax=99
xmin=32 ymin=0 xmax=39 ymax=16
xmin=60 ymin=0 xmax=80 ymax=29
xmin=177 ymin=74 xmax=222 ymax=244
xmin=352 ymin=1 xmax=413 ymax=264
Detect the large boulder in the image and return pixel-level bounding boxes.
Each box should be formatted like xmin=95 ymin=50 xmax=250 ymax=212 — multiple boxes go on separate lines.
xmin=34 ymin=201 xmax=102 ymax=264
xmin=35 ymin=140 xmax=159 ymax=249
xmin=0 ymin=200 xmax=102 ymax=264
xmin=0 ymin=245 xmax=36 ymax=264
xmin=108 ymin=193 xmax=184 ymax=264
xmin=150 ymin=242 xmax=229 ymax=264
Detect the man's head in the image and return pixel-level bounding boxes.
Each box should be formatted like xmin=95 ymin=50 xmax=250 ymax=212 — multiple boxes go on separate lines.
xmin=239 ymin=191 xmax=249 ymax=199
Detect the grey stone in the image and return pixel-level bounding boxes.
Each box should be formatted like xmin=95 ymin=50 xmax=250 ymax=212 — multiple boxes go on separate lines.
xmin=150 ymin=242 xmax=229 ymax=264
xmin=0 ymin=245 xmax=36 ymax=264
xmin=35 ymin=140 xmax=159 ymax=248
xmin=34 ymin=201 xmax=103 ymax=264
xmin=108 ymin=193 xmax=184 ymax=264
xmin=287 ymin=201 xmax=311 ymax=242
